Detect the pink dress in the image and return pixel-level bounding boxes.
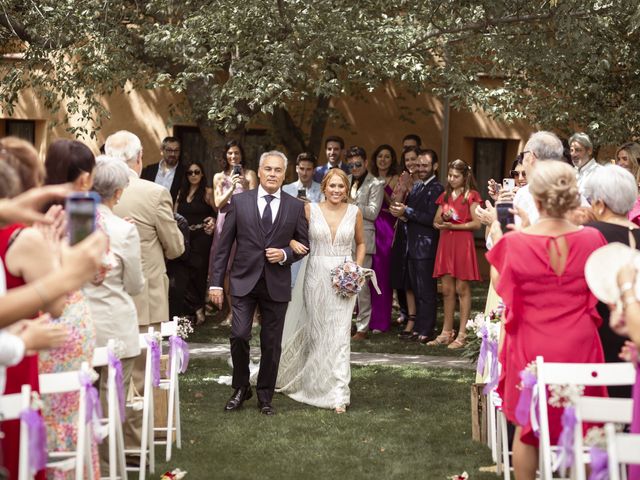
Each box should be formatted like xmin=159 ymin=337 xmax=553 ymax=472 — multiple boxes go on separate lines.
xmin=486 ymin=227 xmax=608 ymax=446
xmin=433 ymin=190 xmax=482 ymax=281
xmin=370 ymin=183 xmax=395 ymax=331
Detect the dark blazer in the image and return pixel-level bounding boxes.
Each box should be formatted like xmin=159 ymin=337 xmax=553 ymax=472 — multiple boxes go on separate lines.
xmin=312 ymin=163 xmax=350 ymax=183
xmin=404 ymin=178 xmax=444 ymax=260
xmin=210 ymin=189 xmax=309 ymax=302
xmin=140 ymin=162 xmax=185 ymax=203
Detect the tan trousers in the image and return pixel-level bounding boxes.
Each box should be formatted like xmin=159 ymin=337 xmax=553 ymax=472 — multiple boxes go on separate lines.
xmin=98 ymin=356 xmax=136 ymax=474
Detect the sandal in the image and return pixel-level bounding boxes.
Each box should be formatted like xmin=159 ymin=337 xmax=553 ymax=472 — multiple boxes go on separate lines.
xmin=447 ymin=333 xmax=468 ymax=350
xmin=426 ymin=330 xmax=455 ymax=346
xmin=335 ymin=405 xmax=347 ymax=414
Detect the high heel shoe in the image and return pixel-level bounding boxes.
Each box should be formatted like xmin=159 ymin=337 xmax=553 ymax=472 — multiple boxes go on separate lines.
xmin=447 ymin=333 xmax=467 ymax=349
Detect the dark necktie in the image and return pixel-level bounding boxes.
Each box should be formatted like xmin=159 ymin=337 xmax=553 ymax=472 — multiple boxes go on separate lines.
xmin=261 ymin=194 xmax=275 ymax=231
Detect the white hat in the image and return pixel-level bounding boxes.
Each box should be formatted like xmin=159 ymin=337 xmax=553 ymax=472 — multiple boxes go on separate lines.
xmin=585 ymin=242 xmax=640 ymax=304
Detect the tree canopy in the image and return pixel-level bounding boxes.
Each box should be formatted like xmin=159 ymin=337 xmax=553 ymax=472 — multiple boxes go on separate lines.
xmin=1 ymin=0 xmax=639 ymax=154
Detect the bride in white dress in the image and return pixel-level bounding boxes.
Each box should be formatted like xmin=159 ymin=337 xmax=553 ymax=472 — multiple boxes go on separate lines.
xmin=277 ymin=169 xmax=365 ymax=413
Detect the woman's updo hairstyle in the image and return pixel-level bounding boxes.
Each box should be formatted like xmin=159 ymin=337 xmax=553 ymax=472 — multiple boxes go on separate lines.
xmin=528 ymin=160 xmax=580 ymax=217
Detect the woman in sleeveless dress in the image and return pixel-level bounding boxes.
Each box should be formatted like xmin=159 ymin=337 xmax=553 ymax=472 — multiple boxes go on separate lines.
xmin=369 ymin=145 xmax=399 ymax=332
xmin=277 ymin=169 xmax=365 ymax=413
xmin=209 ymin=140 xmax=258 ymax=322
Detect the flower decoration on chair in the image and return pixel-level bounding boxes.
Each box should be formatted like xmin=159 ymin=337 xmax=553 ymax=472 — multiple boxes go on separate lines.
xmin=173 ymin=316 xmax=194 ymax=339
xmin=463 ymin=303 xmax=504 ymax=365
xmin=584 ymin=427 xmax=610 ymax=480
xmin=20 ymin=392 xmax=47 ymax=474
xmin=330 ymin=260 xmax=379 ymax=298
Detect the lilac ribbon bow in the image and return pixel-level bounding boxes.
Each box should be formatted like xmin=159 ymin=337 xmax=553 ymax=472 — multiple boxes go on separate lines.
xmin=553 ymin=406 xmax=577 ymax=475
xmin=79 ymin=370 xmax=103 ymax=442
xmin=19 ymin=408 xmax=47 ymax=474
xmin=588 ymin=446 xmax=609 ymax=480
xmin=146 ymin=334 xmax=161 ymax=387
xmin=476 ymin=324 xmax=489 ymax=375
xmin=107 ymin=350 xmax=126 ymax=421
xmin=482 ymin=340 xmax=499 ymax=395
xmin=167 ymin=335 xmax=190 ymax=378
xmin=515 ymin=370 xmax=538 ymax=426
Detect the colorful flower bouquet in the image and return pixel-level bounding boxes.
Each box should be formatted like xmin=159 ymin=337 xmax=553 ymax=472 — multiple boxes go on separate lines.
xmin=330 ymin=260 xmax=375 ymax=298
xmin=462 ymin=304 xmax=504 ymax=365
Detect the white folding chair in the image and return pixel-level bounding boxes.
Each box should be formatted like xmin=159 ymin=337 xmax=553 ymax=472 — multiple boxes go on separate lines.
xmin=606 ymin=423 xmax=640 ymax=480
xmin=0 ymin=384 xmax=32 ymax=480
xmin=39 ymin=362 xmax=94 ymax=480
xmin=153 ymin=318 xmax=185 ymax=462
xmin=535 ymin=356 xmax=636 ymax=480
xmin=93 ymin=341 xmax=128 ymax=480
xmin=124 ymin=327 xmax=156 ymax=479
xmin=572 ymin=396 xmax=633 ymax=480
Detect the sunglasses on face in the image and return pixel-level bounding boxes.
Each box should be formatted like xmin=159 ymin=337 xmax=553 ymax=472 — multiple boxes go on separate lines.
xmin=510 ymin=170 xmax=526 ymax=178
xmin=349 ymin=162 xmax=364 ymax=169
xmin=187 ymin=170 xmax=202 ymax=176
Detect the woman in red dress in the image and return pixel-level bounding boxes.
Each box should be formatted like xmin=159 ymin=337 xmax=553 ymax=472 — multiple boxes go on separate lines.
xmin=486 ymin=160 xmax=607 ymax=480
xmin=429 ymin=159 xmax=482 ymax=348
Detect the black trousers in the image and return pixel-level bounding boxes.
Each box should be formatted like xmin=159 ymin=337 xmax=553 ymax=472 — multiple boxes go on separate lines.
xmin=230 ymin=277 xmax=288 ymax=404
xmin=407 ymin=257 xmax=437 ymax=337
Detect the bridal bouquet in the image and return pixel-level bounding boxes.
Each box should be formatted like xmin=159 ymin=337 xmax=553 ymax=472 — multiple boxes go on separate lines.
xmin=330 ymin=260 xmax=369 ymax=298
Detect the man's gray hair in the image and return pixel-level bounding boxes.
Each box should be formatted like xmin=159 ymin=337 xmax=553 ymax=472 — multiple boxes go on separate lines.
xmin=92 ymin=155 xmax=131 ymax=201
xmin=104 ymin=130 xmax=142 ymax=166
xmin=583 ymin=164 xmax=638 ymax=215
xmin=259 ymin=150 xmax=288 ymax=169
xmin=568 ymin=132 xmax=593 ymax=150
xmin=526 ymin=131 xmax=564 ymax=161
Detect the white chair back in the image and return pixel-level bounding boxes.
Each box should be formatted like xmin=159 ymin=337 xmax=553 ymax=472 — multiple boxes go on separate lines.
xmin=0 ymin=384 xmax=32 ymax=480
xmin=605 ymin=423 xmax=640 ymax=480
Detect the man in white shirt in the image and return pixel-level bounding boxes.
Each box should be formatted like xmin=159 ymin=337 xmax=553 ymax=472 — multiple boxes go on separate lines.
xmin=140 ymin=136 xmax=185 ymax=202
xmin=282 ymin=152 xmax=323 ymax=203
xmin=569 ymin=132 xmax=601 ymax=193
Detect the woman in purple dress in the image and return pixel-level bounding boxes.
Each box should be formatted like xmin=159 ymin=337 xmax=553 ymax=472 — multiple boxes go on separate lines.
xmin=369 ymin=145 xmax=400 ymax=332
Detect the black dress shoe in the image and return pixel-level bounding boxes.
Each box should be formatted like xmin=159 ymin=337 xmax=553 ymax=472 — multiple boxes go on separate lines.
xmin=258 ymin=402 xmax=276 ymax=416
xmin=224 ymin=386 xmax=253 ymax=411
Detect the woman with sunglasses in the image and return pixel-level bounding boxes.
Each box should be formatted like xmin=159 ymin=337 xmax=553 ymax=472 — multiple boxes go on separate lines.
xmin=176 ymin=161 xmax=215 ymax=325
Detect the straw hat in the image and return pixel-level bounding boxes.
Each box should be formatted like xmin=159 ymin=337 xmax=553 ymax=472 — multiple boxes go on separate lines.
xmin=585 ymin=242 xmax=640 ymax=304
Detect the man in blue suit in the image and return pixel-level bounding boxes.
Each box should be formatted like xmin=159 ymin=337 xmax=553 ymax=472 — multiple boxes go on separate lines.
xmin=390 ymin=149 xmax=444 ymax=343
xmin=313 ymin=135 xmax=351 ymax=183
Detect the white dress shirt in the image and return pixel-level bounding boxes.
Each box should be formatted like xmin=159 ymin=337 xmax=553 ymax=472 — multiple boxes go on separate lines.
xmin=282 ymin=180 xmax=323 ymax=203
xmin=154 ymin=160 xmax=178 ymax=192
xmin=575 ymin=158 xmax=601 ymax=194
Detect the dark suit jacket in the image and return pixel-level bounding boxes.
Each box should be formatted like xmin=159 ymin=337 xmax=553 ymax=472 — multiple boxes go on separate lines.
xmin=405 ymin=178 xmax=445 ymax=260
xmin=210 ymin=189 xmax=309 ymax=303
xmin=140 ymin=162 xmax=185 ymax=203
xmin=312 ymin=163 xmax=350 ymax=183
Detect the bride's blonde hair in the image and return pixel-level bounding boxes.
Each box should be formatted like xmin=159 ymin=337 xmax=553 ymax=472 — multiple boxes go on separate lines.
xmin=321 ymin=169 xmax=350 ymax=203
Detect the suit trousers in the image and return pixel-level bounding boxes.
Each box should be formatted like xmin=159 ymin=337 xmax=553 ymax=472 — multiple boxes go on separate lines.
xmin=231 ymin=277 xmax=288 ymax=404
xmin=98 ymin=356 xmax=136 ymax=473
xmin=123 ymin=322 xmax=161 ymax=456
xmin=407 ymin=257 xmax=438 ymax=337
xmin=354 ymin=254 xmax=373 ymax=332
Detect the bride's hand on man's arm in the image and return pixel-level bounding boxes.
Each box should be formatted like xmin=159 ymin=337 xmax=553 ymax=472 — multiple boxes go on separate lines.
xmin=289 ymin=239 xmax=309 ymax=255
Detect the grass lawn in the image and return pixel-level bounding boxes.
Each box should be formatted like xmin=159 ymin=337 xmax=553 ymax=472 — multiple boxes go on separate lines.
xmin=194 ymin=281 xmax=489 ymax=359
xmin=153 ymin=357 xmax=494 ymax=480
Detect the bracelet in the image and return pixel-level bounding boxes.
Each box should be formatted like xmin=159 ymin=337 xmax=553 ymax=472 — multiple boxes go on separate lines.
xmin=620 ymin=282 xmax=634 ymax=295
xmin=32 ymin=281 xmax=50 ymax=308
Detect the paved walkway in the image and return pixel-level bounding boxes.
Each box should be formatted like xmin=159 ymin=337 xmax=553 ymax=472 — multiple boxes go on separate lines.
xmin=188 ymin=342 xmax=475 ymax=370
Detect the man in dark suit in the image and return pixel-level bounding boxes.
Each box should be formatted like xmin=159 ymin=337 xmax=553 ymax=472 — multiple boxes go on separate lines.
xmin=390 ymin=149 xmax=444 ymax=342
xmin=209 ymin=150 xmax=310 ymax=415
xmin=312 ymin=135 xmax=351 ymax=183
xmin=140 ymin=136 xmax=185 ymax=202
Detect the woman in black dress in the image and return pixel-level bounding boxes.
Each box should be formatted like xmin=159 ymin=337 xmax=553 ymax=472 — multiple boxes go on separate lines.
xmin=175 ymin=161 xmax=215 ymax=324
xmin=584 ymin=164 xmax=639 ymax=397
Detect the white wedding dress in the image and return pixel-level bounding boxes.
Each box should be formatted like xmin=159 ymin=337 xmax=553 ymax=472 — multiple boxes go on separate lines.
xmin=275 ymin=203 xmax=359 ymax=409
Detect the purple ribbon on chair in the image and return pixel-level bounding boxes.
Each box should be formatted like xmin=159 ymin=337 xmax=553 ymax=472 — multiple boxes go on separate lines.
xmin=19 ymin=408 xmax=47 ymax=474
xmin=146 ymin=334 xmax=161 ymax=387
xmin=552 ymin=406 xmax=577 ymax=475
xmin=515 ymin=369 xmax=537 ymax=426
xmin=476 ymin=324 xmax=489 ymax=375
xmin=588 ymin=446 xmax=608 ymax=480
xmin=167 ymin=335 xmax=190 ymax=378
xmin=482 ymin=340 xmax=499 ymax=395
xmin=107 ymin=350 xmax=126 ymax=421
xmin=79 ymin=370 xmax=104 ymax=443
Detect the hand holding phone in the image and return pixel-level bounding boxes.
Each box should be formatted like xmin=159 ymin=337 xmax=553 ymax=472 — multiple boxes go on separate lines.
xmin=502 ymin=178 xmax=515 ymax=192
xmin=66 ymin=192 xmax=100 ymax=245
xmin=232 ymin=164 xmax=242 ymax=176
xmin=496 ymin=201 xmax=514 ymax=233
xmin=297 ymin=188 xmax=307 ymax=199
